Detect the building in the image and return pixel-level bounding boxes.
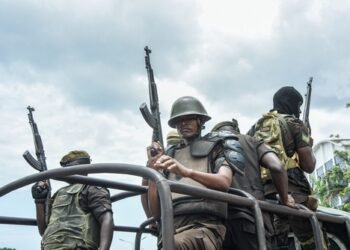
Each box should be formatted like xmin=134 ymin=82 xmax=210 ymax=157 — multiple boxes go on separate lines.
xmin=310 ymin=138 xmax=350 ymax=208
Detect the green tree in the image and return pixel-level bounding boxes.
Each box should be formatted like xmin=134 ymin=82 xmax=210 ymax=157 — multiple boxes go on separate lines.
xmin=313 ymin=149 xmax=350 ymax=211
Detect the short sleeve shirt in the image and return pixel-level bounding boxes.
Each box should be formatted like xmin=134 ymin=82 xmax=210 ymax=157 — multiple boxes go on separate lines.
xmin=79 ymin=185 xmax=113 ymax=220
xmin=283 ymin=115 xmax=311 ymax=152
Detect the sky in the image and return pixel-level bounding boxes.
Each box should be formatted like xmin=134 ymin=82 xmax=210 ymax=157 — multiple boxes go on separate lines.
xmin=0 ymin=0 xmax=350 ymax=249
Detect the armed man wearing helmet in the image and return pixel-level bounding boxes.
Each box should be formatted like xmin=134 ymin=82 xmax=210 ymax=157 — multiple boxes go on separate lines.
xmin=212 ymin=119 xmax=295 ymax=250
xmin=144 ymin=96 xmax=245 ymax=250
xmin=248 ymin=86 xmax=328 ymax=250
xmin=31 ymin=150 xmax=114 ymax=250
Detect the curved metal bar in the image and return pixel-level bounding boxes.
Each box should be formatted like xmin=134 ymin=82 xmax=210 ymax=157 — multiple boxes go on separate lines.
xmin=134 ymin=217 xmax=158 ymax=250
xmin=0 ymin=163 xmax=175 ymax=250
xmin=345 ymin=219 xmax=350 ymax=249
xmin=258 ymin=200 xmax=313 ymax=218
xmin=0 ymin=163 xmax=154 ymax=197
xmin=298 ymin=204 xmax=323 ymax=250
xmin=0 ymin=216 xmax=36 ymax=226
xmin=229 ymin=188 xmax=266 ymax=250
xmin=55 ymin=175 xmax=147 ymax=193
xmin=114 ymin=225 xmax=154 ymax=234
xmin=110 ymin=191 xmax=143 ymax=203
xmin=262 ymin=200 xmax=324 ymax=250
xmin=155 ymin=178 xmax=175 ymax=249
xmin=168 ymin=180 xmax=255 ymax=207
xmin=316 ymin=211 xmax=350 ymax=224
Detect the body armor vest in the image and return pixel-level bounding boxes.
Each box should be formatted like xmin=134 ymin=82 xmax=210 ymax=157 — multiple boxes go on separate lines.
xmin=42 ymin=184 xmax=100 ymax=250
xmin=231 ymin=134 xmax=265 ymax=201
xmin=168 ymin=144 xmax=227 ymax=219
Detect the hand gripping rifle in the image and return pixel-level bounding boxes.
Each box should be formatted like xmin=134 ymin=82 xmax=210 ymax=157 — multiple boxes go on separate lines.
xmin=302 ymin=77 xmax=313 ymax=135
xmin=139 ymin=46 xmax=164 ymax=155
xmin=23 ymin=106 xmax=51 ymax=224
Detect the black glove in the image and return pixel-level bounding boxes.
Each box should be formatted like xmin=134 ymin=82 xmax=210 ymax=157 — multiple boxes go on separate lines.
xmin=31 ymin=182 xmax=49 ymax=200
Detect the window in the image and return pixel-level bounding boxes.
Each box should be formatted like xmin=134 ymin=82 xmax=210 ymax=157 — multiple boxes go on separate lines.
xmin=325 ymin=159 xmax=334 ymax=171
xmin=316 ymin=167 xmax=325 ymax=178
xmin=335 ymin=155 xmax=346 ymax=168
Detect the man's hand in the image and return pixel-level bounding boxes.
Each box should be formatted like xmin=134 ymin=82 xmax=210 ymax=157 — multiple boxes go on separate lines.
xmin=154 ymin=155 xmax=192 ymax=177
xmin=147 ymin=141 xmax=164 ymax=169
xmin=277 ymin=194 xmax=297 ymax=209
xmin=31 ymin=181 xmax=49 ymax=200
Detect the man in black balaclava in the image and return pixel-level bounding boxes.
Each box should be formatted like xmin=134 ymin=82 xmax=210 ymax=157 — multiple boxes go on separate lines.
xmin=248 ymin=86 xmax=329 ymax=250
xmin=273 ymin=86 xmax=303 ymax=118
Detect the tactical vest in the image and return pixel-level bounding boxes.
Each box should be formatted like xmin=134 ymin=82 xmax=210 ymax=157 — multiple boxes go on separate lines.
xmin=254 ymin=111 xmax=299 ymax=182
xmin=231 ymin=134 xmax=265 ymax=201
xmin=42 ymin=184 xmax=100 ymax=250
xmin=167 ymin=144 xmax=227 ymax=219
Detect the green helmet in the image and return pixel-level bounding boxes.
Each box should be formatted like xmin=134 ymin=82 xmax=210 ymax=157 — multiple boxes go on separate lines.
xmin=168 ymin=96 xmax=211 ymax=128
xmin=212 ymin=121 xmax=234 ymax=132
xmin=166 ymin=129 xmax=183 ymax=146
xmin=60 ymin=150 xmax=91 ymax=167
xmin=212 ymin=119 xmax=240 ymax=133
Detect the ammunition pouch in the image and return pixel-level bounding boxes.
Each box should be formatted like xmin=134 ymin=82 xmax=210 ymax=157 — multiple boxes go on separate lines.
xmin=306 ymin=195 xmax=318 ymax=211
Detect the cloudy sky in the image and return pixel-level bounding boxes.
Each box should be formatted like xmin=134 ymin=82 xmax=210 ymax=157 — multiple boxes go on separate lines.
xmin=0 ymin=0 xmax=350 ymax=249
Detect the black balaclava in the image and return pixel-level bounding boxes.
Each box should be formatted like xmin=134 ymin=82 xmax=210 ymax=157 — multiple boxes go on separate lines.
xmin=273 ymin=86 xmax=303 ymax=118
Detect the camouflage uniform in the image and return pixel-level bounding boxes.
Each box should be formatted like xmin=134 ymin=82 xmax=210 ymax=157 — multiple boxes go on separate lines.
xmin=263 ymin=116 xmax=321 ymax=250
xmin=247 ymin=86 xmax=329 ymax=250
xmin=35 ymin=150 xmax=113 ymax=250
xmin=42 ymin=184 xmax=112 ymax=250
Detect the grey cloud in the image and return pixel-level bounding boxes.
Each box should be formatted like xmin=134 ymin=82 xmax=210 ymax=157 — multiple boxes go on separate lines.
xmin=0 ymin=1 xmax=200 ymax=111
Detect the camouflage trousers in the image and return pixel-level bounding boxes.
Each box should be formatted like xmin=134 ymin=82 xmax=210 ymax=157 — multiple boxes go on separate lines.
xmin=272 ymin=195 xmax=329 ymax=250
xmin=158 ymin=214 xmax=226 ymax=250
xmin=273 ymin=213 xmax=329 ymax=250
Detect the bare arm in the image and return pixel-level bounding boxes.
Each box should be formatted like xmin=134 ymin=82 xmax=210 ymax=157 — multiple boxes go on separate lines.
xmin=98 ymin=211 xmax=114 ymax=250
xmin=35 ymin=202 xmax=47 ymax=235
xmin=297 ymin=146 xmax=316 ymax=173
xmin=141 ymin=177 xmax=152 ymax=218
xmin=148 ymin=180 xmax=161 ymax=219
xmin=261 ymin=152 xmax=295 ymax=208
xmin=143 ymin=142 xmax=164 ymax=219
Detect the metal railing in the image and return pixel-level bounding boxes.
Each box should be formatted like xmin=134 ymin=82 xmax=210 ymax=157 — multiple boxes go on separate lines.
xmin=0 ymin=163 xmax=349 ymax=250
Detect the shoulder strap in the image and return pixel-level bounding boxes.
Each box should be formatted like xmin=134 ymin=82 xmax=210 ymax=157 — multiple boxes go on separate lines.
xmin=277 ymin=114 xmax=295 ymax=157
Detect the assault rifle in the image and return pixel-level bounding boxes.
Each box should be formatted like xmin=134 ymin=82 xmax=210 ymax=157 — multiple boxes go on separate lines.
xmin=139 ymin=46 xmax=164 ymax=155
xmin=23 ymin=106 xmax=51 ymax=224
xmin=302 ymin=77 xmax=313 ymax=135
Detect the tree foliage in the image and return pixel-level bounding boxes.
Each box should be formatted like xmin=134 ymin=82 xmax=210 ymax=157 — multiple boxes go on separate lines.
xmin=313 ymin=149 xmax=350 ymax=211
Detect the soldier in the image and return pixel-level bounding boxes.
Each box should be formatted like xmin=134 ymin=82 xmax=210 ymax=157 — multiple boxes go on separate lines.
xmin=212 ymin=119 xmax=296 ymax=250
xmin=248 ymin=86 xmax=327 ymax=250
xmin=165 ymin=129 xmax=184 ymax=149
xmin=31 ymin=150 xmax=114 ymax=250
xmin=143 ymin=96 xmax=245 ymax=249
